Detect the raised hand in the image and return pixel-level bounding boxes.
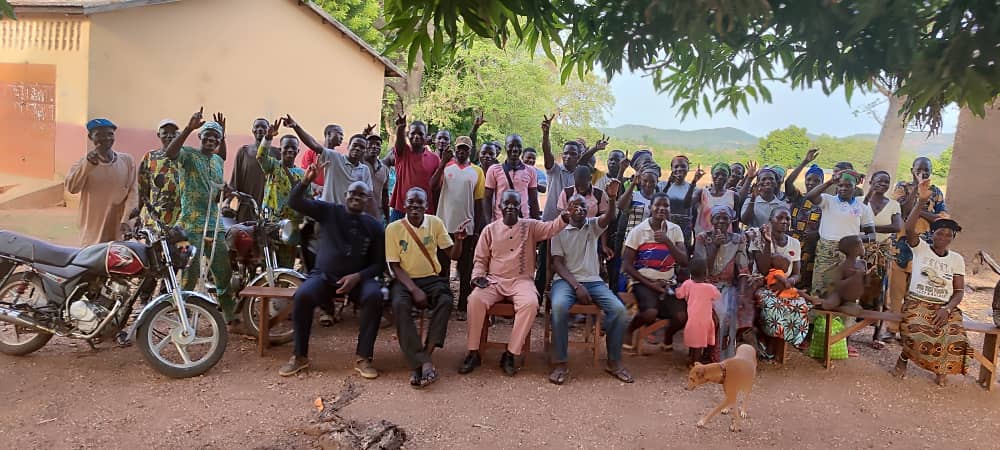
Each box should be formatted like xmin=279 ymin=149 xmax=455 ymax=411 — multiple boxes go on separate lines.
xmin=304 ymin=161 xmax=329 ymax=183
xmin=760 ymin=223 xmax=772 ymax=243
xmin=605 ymin=179 xmax=622 ymax=198
xmin=213 ymin=112 xmax=226 ymax=134
xmin=541 ymin=114 xmax=554 ymax=132
xmin=917 ymin=176 xmax=932 ymax=201
xmin=363 ymin=123 xmax=376 ymax=136
xmin=745 ymin=160 xmax=759 ymax=180
xmin=441 ymin=145 xmax=454 ymax=163
xmin=266 ymin=118 xmax=281 ymax=139
xmin=804 ymin=147 xmax=819 ymax=163
xmin=473 ymin=111 xmax=486 ymax=129
xmin=693 ymin=164 xmax=706 ymax=183
xmin=653 ymin=220 xmax=669 ymax=243
xmin=282 ymin=114 xmax=298 ymax=129
xmin=454 ymin=218 xmax=473 ymax=241
xmin=593 ymin=134 xmax=610 ymax=151
xmin=395 ymin=113 xmax=407 ymax=128
xmin=187 ymin=107 xmax=206 ymax=131
xmin=86 ymin=150 xmax=101 ymax=165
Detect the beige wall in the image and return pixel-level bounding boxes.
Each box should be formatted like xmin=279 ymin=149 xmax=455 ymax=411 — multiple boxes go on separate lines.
xmin=0 ymin=14 xmax=91 ymax=177
xmin=946 ymin=105 xmax=1000 ymax=259
xmin=87 ymin=0 xmax=388 ymax=175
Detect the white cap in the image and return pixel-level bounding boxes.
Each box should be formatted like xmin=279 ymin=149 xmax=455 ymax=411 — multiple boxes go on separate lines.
xmin=157 ymin=119 xmax=179 ymax=130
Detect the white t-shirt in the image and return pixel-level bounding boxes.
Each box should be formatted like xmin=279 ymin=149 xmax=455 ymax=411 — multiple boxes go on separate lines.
xmin=748 ymin=232 xmax=802 ymax=263
xmin=817 ymin=194 xmax=875 ymax=241
xmin=908 ymin=239 xmax=965 ymax=304
xmin=437 ymin=162 xmax=485 ymax=235
xmin=872 ymin=198 xmax=902 ymax=243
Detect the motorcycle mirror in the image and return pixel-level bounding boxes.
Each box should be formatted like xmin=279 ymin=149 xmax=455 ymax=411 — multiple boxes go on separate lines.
xmin=277 ymin=219 xmax=295 ymax=244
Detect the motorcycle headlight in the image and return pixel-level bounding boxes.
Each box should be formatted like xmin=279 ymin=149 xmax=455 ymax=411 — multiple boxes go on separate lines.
xmin=277 ymin=219 xmax=295 ymax=244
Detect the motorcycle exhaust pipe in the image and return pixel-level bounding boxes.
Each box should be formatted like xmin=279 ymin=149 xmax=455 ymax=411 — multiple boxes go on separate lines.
xmin=0 ymin=306 xmax=58 ymax=334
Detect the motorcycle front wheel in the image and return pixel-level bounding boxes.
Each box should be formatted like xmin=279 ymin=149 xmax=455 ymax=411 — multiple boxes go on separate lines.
xmin=135 ymin=295 xmax=228 ymax=378
xmin=239 ymin=273 xmax=301 ymax=345
xmin=0 ymin=272 xmax=53 ymax=356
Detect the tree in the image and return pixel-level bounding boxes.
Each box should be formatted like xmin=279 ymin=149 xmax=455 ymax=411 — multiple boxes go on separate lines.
xmin=313 ymin=0 xmax=384 ymax=49
xmin=0 ymin=0 xmax=12 ymax=20
xmin=383 ymin=1 xmax=1000 ymax=134
xmin=757 ymin=126 xmax=810 ymax=168
xmin=933 ymin=146 xmax=953 ymax=180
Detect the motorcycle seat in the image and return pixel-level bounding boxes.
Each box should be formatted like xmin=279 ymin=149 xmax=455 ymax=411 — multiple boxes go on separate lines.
xmin=0 ymin=230 xmax=80 ymax=267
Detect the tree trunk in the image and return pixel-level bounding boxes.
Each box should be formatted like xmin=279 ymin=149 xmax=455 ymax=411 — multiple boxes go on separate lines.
xmin=867 ymin=92 xmax=908 ymax=180
xmin=383 ymin=52 xmax=424 ymax=136
xmin=946 ymin=103 xmax=1000 ymax=258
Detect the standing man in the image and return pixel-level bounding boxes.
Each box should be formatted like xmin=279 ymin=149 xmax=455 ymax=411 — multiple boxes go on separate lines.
xmin=387 ymin=115 xmax=441 ymax=221
xmin=256 ymin=120 xmax=305 ymax=268
xmin=363 ymin=131 xmax=390 ymax=223
xmin=549 ymin=184 xmax=633 ymax=384
xmin=483 ymin=134 xmax=539 ymax=221
xmin=165 ymin=109 xmax=237 ymax=327
xmin=595 ymin=150 xmax=626 ymax=191
xmin=230 ymin=118 xmax=278 ymax=223
xmin=386 ymin=188 xmax=467 ymax=387
xmin=539 ymin=115 xmax=606 ymax=221
xmin=458 ymin=191 xmax=570 ymax=376
xmin=522 ymin=148 xmax=547 ymax=194
xmin=280 ymin=165 xmax=385 ymax=378
xmin=430 ymin=135 xmax=486 ymax=321
xmin=138 ymin=119 xmax=183 ymax=227
xmin=298 ymin=123 xmax=344 ymax=193
xmin=65 ymin=118 xmax=137 ymax=246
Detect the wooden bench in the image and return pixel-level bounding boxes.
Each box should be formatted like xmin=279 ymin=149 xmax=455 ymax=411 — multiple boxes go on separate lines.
xmin=809 ymin=309 xmax=903 ymax=369
xmin=238 ymin=286 xmax=297 ymax=356
xmin=962 ymin=320 xmax=1000 ymax=391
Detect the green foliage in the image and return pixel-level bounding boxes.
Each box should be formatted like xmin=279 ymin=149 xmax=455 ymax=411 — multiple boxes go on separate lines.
xmin=313 ymin=0 xmax=383 ymax=49
xmin=408 ymin=42 xmax=613 ymax=149
xmin=757 ymin=126 xmax=810 ymax=169
xmin=0 ymin=0 xmax=14 ymax=20
xmin=933 ymin=146 xmax=953 ymax=179
xmin=383 ymin=1 xmax=1000 ymax=134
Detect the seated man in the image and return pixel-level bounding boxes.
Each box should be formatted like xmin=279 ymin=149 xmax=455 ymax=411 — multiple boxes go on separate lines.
xmin=460 ymin=190 xmax=570 ymax=376
xmin=280 ymin=163 xmax=385 ymax=378
xmin=386 ymin=187 xmax=469 ymax=388
xmin=549 ymin=183 xmax=634 ymax=385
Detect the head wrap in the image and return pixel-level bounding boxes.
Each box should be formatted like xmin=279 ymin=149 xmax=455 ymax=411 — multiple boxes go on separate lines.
xmin=838 ymin=169 xmax=863 ymax=185
xmin=758 ymin=167 xmax=778 ymax=180
xmin=632 ymin=149 xmax=652 ymax=164
xmin=806 ymin=164 xmax=825 ymax=180
xmin=770 ymin=165 xmax=786 ymax=181
xmin=930 ymin=218 xmax=962 ymax=233
xmin=199 ymin=121 xmax=224 ymax=138
xmin=711 ymin=162 xmax=731 ymax=177
xmin=710 ymin=205 xmax=735 ymax=219
xmin=86 ymin=118 xmax=117 ymax=131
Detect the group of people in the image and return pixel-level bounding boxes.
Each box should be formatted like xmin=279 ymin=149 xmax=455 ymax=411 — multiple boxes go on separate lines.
xmin=65 ymin=109 xmax=970 ymax=388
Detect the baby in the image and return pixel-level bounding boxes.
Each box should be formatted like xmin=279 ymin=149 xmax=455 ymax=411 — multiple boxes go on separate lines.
xmin=765 ymin=254 xmax=799 ymax=299
xmin=803 ymin=235 xmax=866 ymax=314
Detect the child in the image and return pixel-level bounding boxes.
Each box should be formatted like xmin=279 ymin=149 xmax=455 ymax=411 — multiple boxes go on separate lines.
xmin=676 ymin=259 xmax=722 ymax=367
xmin=804 ymin=235 xmax=866 ymax=314
xmin=766 ymin=254 xmax=800 ymax=299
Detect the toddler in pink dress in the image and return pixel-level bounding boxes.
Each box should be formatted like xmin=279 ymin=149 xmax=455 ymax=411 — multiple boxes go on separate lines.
xmin=676 ymin=259 xmax=722 ymax=367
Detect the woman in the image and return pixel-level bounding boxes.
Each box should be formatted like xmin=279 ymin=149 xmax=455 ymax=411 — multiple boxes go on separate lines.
xmin=622 ymin=193 xmax=689 ymax=351
xmin=694 ymin=163 xmax=737 ymax=235
xmin=862 ymin=170 xmax=902 ymax=347
xmin=615 ymin=169 xmax=660 ymax=291
xmin=785 ymin=154 xmax=824 ymax=290
xmin=891 ymin=178 xmax=970 ymax=386
xmin=739 ymin=166 xmax=788 ymax=228
xmin=804 ymin=169 xmax=876 ymax=297
xmin=750 ymin=207 xmax=812 ymax=348
xmin=727 ymin=162 xmax=746 ymax=191
xmin=659 ymin=155 xmax=695 ymax=248
xmin=693 ymin=205 xmax=751 ymax=360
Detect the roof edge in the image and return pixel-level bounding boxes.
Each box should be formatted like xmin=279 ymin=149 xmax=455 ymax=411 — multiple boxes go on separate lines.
xmin=295 ymin=0 xmax=405 ymax=79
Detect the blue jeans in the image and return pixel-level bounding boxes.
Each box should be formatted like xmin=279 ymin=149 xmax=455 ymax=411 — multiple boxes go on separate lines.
xmin=550 ymin=279 xmax=628 ymax=363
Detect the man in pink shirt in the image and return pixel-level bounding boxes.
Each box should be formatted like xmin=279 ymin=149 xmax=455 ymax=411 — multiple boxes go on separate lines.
xmin=483 ymin=134 xmax=540 ymax=221
xmin=458 ymin=190 xmax=570 ymax=376
xmin=386 ymin=114 xmax=441 ymax=220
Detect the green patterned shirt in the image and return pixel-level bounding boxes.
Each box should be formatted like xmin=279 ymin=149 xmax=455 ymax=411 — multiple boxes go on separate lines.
xmin=257 ymin=138 xmax=304 ymax=222
xmin=174 ymin=147 xmax=226 ymax=235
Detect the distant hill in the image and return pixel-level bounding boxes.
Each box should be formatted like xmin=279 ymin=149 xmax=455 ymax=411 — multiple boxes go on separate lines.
xmin=602 ymin=124 xmax=955 ymax=156
xmin=599 ymin=125 xmax=757 ymax=150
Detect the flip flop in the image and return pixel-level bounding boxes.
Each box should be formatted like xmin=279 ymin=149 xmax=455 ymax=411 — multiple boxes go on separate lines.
xmin=409 ymin=369 xmax=422 ymax=388
xmin=848 ymin=346 xmax=860 ymax=358
xmin=419 ymin=366 xmax=439 ymax=388
xmin=605 ymin=367 xmax=635 ymax=383
xmin=548 ymin=367 xmax=569 ymax=385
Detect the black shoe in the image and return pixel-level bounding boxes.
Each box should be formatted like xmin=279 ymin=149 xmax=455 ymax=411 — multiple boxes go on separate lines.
xmin=458 ymin=351 xmax=481 ymax=375
xmin=500 ymin=351 xmax=517 ymax=376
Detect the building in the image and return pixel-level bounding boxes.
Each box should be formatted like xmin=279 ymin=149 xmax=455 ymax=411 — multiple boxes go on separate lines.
xmin=0 ymin=0 xmax=402 ymax=186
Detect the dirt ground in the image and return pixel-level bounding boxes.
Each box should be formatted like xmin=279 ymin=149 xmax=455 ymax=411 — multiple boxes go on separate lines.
xmin=2 ymin=207 xmax=1000 ymax=449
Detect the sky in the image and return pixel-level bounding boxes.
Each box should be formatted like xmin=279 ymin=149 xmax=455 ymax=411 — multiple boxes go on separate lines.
xmin=605 ymin=70 xmax=960 ymax=137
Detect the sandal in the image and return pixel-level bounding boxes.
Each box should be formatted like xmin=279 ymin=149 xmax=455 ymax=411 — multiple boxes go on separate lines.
xmin=409 ymin=369 xmax=422 ymax=388
xmin=548 ymin=367 xmax=569 ymax=385
xmin=419 ymin=366 xmax=439 ymax=388
xmin=605 ymin=367 xmax=635 ymax=383
xmin=848 ymin=346 xmax=859 ymax=358
xmin=659 ymin=343 xmax=673 ymax=352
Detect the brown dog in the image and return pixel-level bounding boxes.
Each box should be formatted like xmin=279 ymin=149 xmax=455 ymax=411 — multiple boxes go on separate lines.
xmin=685 ymin=344 xmax=757 ymax=432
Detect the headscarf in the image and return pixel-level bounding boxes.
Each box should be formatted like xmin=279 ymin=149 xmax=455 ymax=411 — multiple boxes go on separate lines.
xmin=806 ymin=164 xmax=824 ymax=180
xmin=758 ymin=167 xmax=779 ymax=180
xmin=710 ymin=204 xmax=736 ymax=219
xmin=199 ymin=121 xmax=224 ymax=138
xmin=930 ymin=218 xmax=962 ymax=233
xmin=632 ymin=149 xmax=652 ymax=165
xmin=770 ymin=165 xmax=786 ymax=181
xmin=838 ymin=169 xmax=863 ymax=185
xmin=711 ymin=162 xmax=731 ymax=176
xmin=86 ymin=118 xmax=117 ymax=131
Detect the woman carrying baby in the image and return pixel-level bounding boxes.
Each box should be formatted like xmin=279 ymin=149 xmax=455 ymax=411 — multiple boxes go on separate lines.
xmin=693 ymin=205 xmax=751 ymax=361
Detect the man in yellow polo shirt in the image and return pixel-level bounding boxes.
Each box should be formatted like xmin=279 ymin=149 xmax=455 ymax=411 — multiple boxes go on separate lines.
xmin=386 ymin=187 xmax=468 ymax=388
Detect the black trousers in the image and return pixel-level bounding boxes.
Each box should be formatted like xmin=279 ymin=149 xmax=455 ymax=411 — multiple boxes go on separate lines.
xmin=437 ymin=234 xmax=476 ymax=310
xmin=632 ymin=283 xmax=687 ymax=341
xmin=391 ymin=276 xmax=453 ymax=369
xmin=292 ymin=271 xmax=383 ymax=359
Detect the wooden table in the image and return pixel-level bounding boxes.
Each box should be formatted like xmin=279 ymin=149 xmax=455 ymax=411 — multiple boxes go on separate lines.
xmin=238 ymin=286 xmax=297 ymax=356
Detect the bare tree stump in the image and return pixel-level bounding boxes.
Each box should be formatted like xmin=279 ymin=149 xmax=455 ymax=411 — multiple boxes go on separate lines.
xmin=300 ymin=380 xmax=407 ymax=450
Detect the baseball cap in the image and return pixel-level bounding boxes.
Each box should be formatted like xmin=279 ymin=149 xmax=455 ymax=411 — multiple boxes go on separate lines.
xmin=455 ymin=135 xmax=473 ymax=149
xmin=157 ymin=119 xmax=179 ymax=130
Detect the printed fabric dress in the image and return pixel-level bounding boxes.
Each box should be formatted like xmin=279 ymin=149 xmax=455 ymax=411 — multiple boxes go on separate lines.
xmin=693 ymin=232 xmax=751 ymax=360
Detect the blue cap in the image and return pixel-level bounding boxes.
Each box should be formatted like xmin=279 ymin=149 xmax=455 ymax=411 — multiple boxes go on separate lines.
xmin=86 ymin=118 xmax=117 ymax=131
xmin=199 ymin=121 xmax=224 ymax=138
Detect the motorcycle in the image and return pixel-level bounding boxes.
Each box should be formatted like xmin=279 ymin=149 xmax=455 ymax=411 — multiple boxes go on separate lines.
xmin=226 ymin=191 xmax=304 ymax=345
xmin=0 ymin=209 xmax=228 ymax=378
